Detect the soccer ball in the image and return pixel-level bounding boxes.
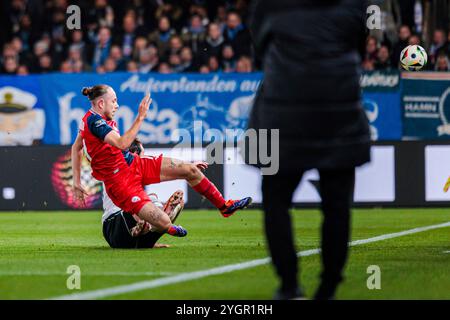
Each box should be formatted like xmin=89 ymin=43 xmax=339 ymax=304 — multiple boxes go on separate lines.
xmin=400 ymin=45 xmax=428 ymax=71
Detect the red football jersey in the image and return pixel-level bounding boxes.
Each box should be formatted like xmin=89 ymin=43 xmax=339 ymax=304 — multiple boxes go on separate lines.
xmin=79 ymin=109 xmax=134 ymax=181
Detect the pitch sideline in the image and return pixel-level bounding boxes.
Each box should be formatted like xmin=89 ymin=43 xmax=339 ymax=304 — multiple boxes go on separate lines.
xmin=49 ymin=221 xmax=450 ymax=300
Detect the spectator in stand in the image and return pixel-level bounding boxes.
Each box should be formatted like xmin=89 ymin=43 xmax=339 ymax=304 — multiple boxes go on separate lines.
xmin=207 ymin=55 xmax=220 ymax=72
xmin=374 ymin=45 xmax=392 ymax=70
xmin=391 ymin=25 xmax=411 ymax=68
xmin=435 ymin=53 xmax=450 ymax=71
xmin=1 ymin=56 xmax=18 ymax=74
xmin=179 ymin=46 xmax=197 ymax=72
xmin=138 ymin=46 xmax=159 ymax=73
xmin=214 ymin=5 xmax=227 ymax=32
xmin=158 ymin=62 xmax=173 ymax=74
xmin=148 ymin=16 xmax=176 ymax=56
xmin=221 ymin=44 xmax=236 ymax=72
xmin=181 ymin=14 xmax=206 ymax=55
xmin=72 ymin=60 xmax=85 ymax=73
xmin=165 ymin=35 xmax=184 ymax=59
xmin=132 ymin=36 xmax=149 ymax=62
xmin=1 ymin=44 xmax=19 ymax=74
xmin=68 ymin=45 xmax=91 ymax=72
xmin=235 ymin=55 xmax=252 ymax=73
xmin=108 ymin=45 xmax=126 ymax=71
xmin=408 ymin=34 xmax=421 ymax=46
xmin=114 ymin=13 xmax=144 ymax=60
xmin=92 ymin=27 xmax=112 ymax=71
xmin=60 ymin=60 xmax=72 ymax=73
xmin=14 ymin=14 xmax=33 ymax=54
xmin=429 ymin=29 xmax=448 ymax=68
xmin=199 ymin=65 xmax=210 ymax=74
xmin=154 ymin=1 xmax=184 ymax=31
xmin=86 ymin=0 xmax=115 ymax=30
xmin=37 ymin=54 xmax=53 ymax=73
xmin=47 ymin=8 xmax=68 ymax=67
xmin=223 ymin=10 xmax=251 ymax=58
xmin=364 ymin=36 xmax=378 ymax=64
xmin=188 ymin=4 xmax=210 ymax=27
xmin=103 ymin=57 xmax=117 ymax=73
xmin=7 ymin=0 xmax=27 ymax=36
xmin=169 ymin=53 xmax=183 ymax=73
xmin=126 ymin=60 xmax=138 ymax=73
xmin=69 ymin=30 xmax=91 ymax=62
xmin=362 ymin=59 xmax=375 ymax=71
xmin=10 ymin=37 xmax=30 ymax=66
xmin=16 ymin=64 xmax=29 ymax=75
xmin=200 ymin=22 xmax=224 ymax=64
xmin=28 ymin=35 xmax=51 ymax=72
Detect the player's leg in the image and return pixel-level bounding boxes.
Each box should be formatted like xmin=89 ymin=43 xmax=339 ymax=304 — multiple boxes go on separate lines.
xmin=262 ymin=171 xmax=304 ymax=299
xmin=160 ymin=157 xmax=252 ymax=217
xmin=136 ymin=191 xmax=185 ymax=248
xmin=105 ymin=176 xmax=187 ymax=237
xmin=315 ymin=167 xmax=354 ymax=300
xmin=137 ymin=201 xmax=187 ymax=237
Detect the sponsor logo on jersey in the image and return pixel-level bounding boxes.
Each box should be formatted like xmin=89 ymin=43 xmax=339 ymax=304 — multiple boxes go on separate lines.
xmin=131 ymin=196 xmax=141 ymax=203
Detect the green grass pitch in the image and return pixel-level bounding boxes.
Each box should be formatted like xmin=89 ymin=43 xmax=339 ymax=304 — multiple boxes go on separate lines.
xmin=0 ymin=208 xmax=449 ymax=300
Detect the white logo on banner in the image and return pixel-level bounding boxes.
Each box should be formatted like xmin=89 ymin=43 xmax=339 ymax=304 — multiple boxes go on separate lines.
xmin=0 ymin=86 xmax=45 ymax=146
xmin=58 ymin=92 xmax=179 ymax=144
xmin=364 ymin=99 xmax=379 ymax=141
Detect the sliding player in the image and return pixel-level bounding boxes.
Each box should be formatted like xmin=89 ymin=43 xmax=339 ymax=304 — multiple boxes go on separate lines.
xmin=71 ymin=84 xmax=252 ymax=238
xmin=103 ymin=188 xmax=185 ymax=249
xmin=102 ymin=139 xmax=184 ymax=249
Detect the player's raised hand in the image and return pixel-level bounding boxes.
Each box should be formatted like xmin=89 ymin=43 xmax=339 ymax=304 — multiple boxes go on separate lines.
xmin=73 ymin=184 xmax=88 ymax=207
xmin=138 ymin=93 xmax=152 ymax=119
xmin=193 ymin=161 xmax=208 ymax=171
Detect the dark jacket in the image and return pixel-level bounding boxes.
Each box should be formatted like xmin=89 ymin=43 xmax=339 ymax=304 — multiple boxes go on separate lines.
xmin=246 ymin=0 xmax=370 ymax=171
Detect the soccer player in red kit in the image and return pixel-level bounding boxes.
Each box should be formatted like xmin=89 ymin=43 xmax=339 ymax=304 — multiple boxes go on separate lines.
xmin=71 ymin=84 xmax=252 ymax=237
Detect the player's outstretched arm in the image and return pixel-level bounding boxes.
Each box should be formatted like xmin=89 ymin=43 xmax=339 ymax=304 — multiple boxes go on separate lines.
xmin=71 ymin=133 xmax=88 ymax=206
xmin=104 ymin=94 xmax=152 ymax=150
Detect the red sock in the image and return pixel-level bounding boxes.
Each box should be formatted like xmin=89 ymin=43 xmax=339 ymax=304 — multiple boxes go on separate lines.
xmin=167 ymin=225 xmax=177 ymax=235
xmin=192 ymin=177 xmax=226 ymax=209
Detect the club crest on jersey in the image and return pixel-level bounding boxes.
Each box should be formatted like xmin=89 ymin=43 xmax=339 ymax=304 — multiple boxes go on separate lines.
xmin=131 ymin=196 xmax=141 ymax=203
xmin=95 ymin=119 xmax=106 ymax=127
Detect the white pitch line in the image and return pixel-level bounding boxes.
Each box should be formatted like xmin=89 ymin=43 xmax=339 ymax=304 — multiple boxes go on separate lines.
xmin=0 ymin=271 xmax=175 ymax=276
xmin=50 ymin=221 xmax=450 ymax=300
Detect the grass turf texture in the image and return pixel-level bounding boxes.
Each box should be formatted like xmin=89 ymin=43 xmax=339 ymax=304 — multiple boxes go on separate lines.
xmin=0 ymin=208 xmax=449 ymax=300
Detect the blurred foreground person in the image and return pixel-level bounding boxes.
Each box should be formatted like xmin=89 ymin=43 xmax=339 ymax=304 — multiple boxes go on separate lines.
xmin=248 ymin=0 xmax=370 ymax=299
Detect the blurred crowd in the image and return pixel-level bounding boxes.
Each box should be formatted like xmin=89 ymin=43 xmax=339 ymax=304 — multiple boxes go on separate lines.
xmin=0 ymin=0 xmax=253 ymax=75
xmin=0 ymin=0 xmax=449 ymax=75
xmin=364 ymin=24 xmax=450 ymax=72
xmin=364 ymin=0 xmax=450 ymax=71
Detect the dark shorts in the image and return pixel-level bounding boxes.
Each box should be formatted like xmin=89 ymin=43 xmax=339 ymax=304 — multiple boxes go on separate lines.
xmin=102 ymin=211 xmax=163 ymax=249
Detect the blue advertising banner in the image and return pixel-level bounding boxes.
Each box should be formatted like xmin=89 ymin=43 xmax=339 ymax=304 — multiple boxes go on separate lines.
xmin=0 ymin=75 xmax=46 ymax=146
xmin=360 ymin=71 xmax=402 ymax=140
xmin=39 ymin=72 xmax=262 ymax=144
xmin=362 ymin=92 xmax=402 ymax=140
xmin=0 ymin=71 xmax=407 ymax=146
xmin=402 ymin=72 xmax=450 ymax=140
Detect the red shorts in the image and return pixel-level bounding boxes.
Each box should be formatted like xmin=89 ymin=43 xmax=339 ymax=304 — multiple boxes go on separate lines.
xmin=104 ymin=154 xmax=163 ymax=215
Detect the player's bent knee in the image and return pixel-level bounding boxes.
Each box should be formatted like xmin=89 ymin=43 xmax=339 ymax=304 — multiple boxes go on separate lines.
xmin=185 ymin=163 xmax=201 ymax=180
xmin=138 ymin=202 xmax=171 ymax=233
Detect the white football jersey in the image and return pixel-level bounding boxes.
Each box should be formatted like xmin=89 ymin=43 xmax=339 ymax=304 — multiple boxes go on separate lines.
xmin=101 ymin=184 xmax=163 ymax=223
